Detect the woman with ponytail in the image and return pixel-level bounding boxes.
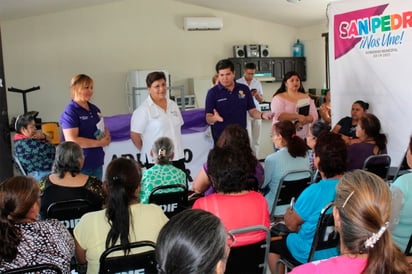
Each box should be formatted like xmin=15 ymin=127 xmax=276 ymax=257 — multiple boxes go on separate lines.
xmin=261 ymin=120 xmax=310 ymax=214
xmin=291 ymin=170 xmax=410 ymax=273
xmin=74 ymin=158 xmax=168 ymax=274
xmin=139 ymin=137 xmax=187 ymax=204
xmin=0 ymin=176 xmax=74 ymax=272
xmin=269 ymin=132 xmax=347 ymax=273
xmin=347 ymin=113 xmax=387 ymax=170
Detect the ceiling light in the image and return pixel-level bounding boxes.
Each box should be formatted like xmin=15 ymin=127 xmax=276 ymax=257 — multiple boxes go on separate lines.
xmin=287 ymin=0 xmax=301 ymax=3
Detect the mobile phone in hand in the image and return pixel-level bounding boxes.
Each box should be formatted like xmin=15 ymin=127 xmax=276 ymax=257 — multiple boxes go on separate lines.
xmin=290 ymin=197 xmax=295 ymax=211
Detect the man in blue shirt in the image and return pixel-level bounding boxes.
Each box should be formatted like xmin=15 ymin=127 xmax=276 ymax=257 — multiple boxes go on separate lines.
xmin=205 ymin=59 xmax=272 ymax=142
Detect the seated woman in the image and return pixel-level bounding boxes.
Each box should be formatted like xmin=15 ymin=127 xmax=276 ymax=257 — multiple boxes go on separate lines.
xmin=291 ymin=170 xmax=410 ymax=274
xmin=318 ymin=89 xmax=331 ymax=127
xmin=390 ymin=136 xmax=412 ymax=253
xmin=193 ymin=146 xmax=270 ymax=247
xmin=156 ymin=209 xmax=229 ymax=274
xmin=262 ymin=120 xmax=310 ymax=214
xmin=331 ymin=100 xmax=369 ymax=144
xmin=74 ymin=157 xmax=168 ymax=274
xmin=306 ymin=121 xmax=330 ymax=172
xmin=192 ymin=124 xmax=263 ymax=195
xmin=347 ymin=113 xmax=387 ymax=170
xmin=139 ymin=137 xmax=187 ymax=204
xmin=0 ymin=176 xmax=74 ymax=272
xmin=39 ymin=141 xmax=105 ymax=219
xmin=269 ymin=132 xmax=347 ymax=273
xmin=13 ymin=113 xmax=55 ymax=181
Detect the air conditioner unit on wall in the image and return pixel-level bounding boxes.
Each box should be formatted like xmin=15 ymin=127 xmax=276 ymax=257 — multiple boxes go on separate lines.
xmin=183 ymin=17 xmax=223 ymax=31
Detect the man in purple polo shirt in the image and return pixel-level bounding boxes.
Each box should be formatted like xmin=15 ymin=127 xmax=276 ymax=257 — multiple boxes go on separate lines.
xmin=205 ymin=59 xmax=273 ymax=142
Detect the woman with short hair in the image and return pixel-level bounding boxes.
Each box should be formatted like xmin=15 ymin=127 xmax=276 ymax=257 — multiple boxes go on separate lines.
xmin=13 ymin=114 xmax=55 ymax=181
xmin=139 ymin=137 xmax=187 ymax=204
xmin=130 ymin=71 xmax=185 ymax=172
xmin=61 ymin=74 xmax=111 ymax=180
xmin=39 ymin=141 xmax=105 ymax=219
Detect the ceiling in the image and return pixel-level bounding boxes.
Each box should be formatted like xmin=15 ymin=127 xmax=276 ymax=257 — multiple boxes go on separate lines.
xmin=174 ymin=0 xmax=335 ymax=27
xmin=0 ymin=0 xmax=121 ymax=22
xmin=0 ymin=0 xmax=334 ymax=27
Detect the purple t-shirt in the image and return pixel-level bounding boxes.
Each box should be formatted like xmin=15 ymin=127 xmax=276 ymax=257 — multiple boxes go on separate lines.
xmin=347 ymin=142 xmax=387 ymax=170
xmin=60 ymin=100 xmax=104 ymax=169
xmin=205 ymin=82 xmax=255 ymax=141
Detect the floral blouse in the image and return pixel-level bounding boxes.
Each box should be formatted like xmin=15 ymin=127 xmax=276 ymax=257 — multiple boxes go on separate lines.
xmin=0 ymin=219 xmax=74 ymax=273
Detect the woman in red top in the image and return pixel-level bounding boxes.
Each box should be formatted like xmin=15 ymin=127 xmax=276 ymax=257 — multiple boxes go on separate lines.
xmin=193 ymin=146 xmax=270 ymax=247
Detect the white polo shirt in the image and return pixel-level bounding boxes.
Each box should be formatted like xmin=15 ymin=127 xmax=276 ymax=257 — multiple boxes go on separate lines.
xmin=130 ymin=96 xmax=184 ymax=164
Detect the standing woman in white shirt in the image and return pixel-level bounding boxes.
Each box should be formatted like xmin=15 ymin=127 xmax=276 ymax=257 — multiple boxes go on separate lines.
xmin=130 ymin=71 xmax=185 ymax=172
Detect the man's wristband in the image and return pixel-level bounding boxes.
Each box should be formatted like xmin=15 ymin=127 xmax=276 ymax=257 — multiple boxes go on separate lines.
xmin=260 ymin=112 xmax=263 ymax=119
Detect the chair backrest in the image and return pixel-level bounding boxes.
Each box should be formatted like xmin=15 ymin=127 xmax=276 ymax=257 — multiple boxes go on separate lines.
xmin=12 ymin=154 xmax=27 ymax=175
xmin=307 ymin=202 xmax=340 ymax=262
xmin=405 ymin=233 xmax=412 ymax=256
xmin=270 ymin=169 xmax=313 ymax=217
xmin=46 ymin=199 xmax=98 ymax=234
xmin=99 ymin=241 xmax=157 ymax=274
xmin=225 ymin=225 xmax=271 ymax=274
xmin=148 ymin=184 xmax=188 ymax=218
xmin=41 ymin=122 xmax=60 ymax=145
xmin=391 ymin=150 xmax=410 ymax=182
xmin=362 ymin=154 xmax=391 ymax=181
xmin=3 ymin=263 xmax=62 ymax=274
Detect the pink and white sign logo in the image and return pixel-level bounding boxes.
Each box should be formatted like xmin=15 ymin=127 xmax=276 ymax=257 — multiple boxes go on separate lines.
xmin=334 ymin=4 xmax=412 ymax=59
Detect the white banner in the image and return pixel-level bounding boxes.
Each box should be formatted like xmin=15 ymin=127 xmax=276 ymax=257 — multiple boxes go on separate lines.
xmin=328 ymin=0 xmax=412 ymax=165
xmin=103 ymin=130 xmax=214 ymax=189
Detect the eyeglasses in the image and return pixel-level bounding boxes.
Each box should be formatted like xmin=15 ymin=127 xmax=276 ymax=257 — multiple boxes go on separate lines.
xmin=227 ymin=232 xmax=237 ymax=247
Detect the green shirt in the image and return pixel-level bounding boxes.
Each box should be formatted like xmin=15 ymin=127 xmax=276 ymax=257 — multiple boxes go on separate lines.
xmin=139 ymin=164 xmax=186 ymax=204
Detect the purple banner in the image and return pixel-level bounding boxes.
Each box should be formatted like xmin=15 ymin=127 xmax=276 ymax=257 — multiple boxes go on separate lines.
xmin=104 ymin=108 xmax=208 ymax=142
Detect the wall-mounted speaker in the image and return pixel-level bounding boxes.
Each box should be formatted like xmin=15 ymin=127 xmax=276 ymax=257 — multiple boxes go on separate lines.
xmin=260 ymin=44 xmax=270 ymax=57
xmin=233 ymin=45 xmax=246 ymax=58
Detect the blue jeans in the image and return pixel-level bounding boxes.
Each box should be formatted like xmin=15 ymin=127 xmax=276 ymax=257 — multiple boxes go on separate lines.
xmin=81 ymin=166 xmax=103 ymax=180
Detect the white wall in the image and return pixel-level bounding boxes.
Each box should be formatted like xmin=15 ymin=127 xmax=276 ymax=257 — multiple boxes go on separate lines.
xmin=298 ymin=23 xmax=329 ymax=93
xmin=1 ymin=0 xmax=328 ymax=159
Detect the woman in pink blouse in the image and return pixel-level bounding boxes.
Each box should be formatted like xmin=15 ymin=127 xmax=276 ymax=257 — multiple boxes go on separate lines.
xmin=271 ymin=71 xmax=318 ymax=139
xmin=291 ymin=170 xmax=410 ymax=274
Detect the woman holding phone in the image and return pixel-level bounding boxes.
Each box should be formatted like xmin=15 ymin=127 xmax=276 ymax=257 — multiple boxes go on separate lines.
xmin=269 ymin=132 xmax=348 ymax=273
